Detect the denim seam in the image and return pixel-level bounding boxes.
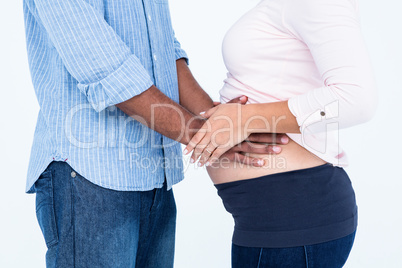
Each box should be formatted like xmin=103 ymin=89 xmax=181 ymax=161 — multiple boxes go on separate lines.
xmin=47 ymin=170 xmax=59 ymax=248
xmin=304 ymin=246 xmax=309 ymax=268
xmin=71 ymin=169 xmax=76 ymax=268
xmin=256 ymin=248 xmax=263 ymax=268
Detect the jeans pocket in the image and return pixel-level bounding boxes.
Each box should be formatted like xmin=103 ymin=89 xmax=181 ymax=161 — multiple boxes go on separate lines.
xmin=35 ymin=170 xmax=59 ymax=248
xmin=150 ymin=188 xmax=161 ymax=212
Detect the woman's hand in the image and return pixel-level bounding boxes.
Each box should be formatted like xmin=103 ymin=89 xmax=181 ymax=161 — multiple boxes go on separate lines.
xmin=183 ymin=103 xmax=254 ymax=166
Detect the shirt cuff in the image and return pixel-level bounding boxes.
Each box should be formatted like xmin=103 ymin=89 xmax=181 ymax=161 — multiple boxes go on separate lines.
xmin=175 ymin=48 xmax=189 ymax=65
xmin=287 ymin=86 xmax=340 ymax=134
xmin=77 ymin=54 xmax=154 ymax=112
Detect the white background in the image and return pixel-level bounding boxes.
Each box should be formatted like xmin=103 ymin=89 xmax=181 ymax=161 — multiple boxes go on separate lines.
xmin=0 ymin=0 xmax=401 ymax=267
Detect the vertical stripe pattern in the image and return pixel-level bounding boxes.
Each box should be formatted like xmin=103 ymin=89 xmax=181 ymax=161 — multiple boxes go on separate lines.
xmin=23 ymin=0 xmax=188 ymax=192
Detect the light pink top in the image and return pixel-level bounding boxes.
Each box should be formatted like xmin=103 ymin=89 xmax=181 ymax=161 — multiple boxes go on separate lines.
xmin=220 ymin=0 xmax=377 ymax=167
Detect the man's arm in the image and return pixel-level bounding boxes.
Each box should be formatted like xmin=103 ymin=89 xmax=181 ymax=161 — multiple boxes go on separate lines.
xmin=176 ymin=59 xmax=215 ymax=115
xmin=173 ymin=35 xmax=214 ymax=114
xmin=116 ymin=85 xmax=204 ymax=145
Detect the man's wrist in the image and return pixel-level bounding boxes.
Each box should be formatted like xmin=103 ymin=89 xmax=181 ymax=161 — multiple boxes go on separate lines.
xmin=199 ymin=103 xmax=215 ymax=114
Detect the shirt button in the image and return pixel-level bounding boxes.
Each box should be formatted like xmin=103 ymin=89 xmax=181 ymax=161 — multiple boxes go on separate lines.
xmin=153 ymin=54 xmax=157 ymax=61
xmin=148 ymin=15 xmax=152 ymax=21
xmin=320 ymin=111 xmax=326 ymax=116
xmin=71 ymin=171 xmax=77 ymax=178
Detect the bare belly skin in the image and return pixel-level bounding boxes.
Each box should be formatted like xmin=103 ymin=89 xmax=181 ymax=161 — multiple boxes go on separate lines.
xmin=207 ymin=137 xmax=327 ymax=185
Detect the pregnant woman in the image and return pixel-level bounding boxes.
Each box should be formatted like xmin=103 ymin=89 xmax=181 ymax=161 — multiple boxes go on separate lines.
xmin=184 ymin=0 xmax=377 ymax=267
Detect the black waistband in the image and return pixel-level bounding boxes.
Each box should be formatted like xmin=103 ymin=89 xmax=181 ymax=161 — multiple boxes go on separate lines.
xmin=215 ymin=163 xmax=357 ymax=248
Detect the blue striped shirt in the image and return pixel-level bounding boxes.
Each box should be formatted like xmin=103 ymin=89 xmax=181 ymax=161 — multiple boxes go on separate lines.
xmin=23 ymin=0 xmax=188 ymax=193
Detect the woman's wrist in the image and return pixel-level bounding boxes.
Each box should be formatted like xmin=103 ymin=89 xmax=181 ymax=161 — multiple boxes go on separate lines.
xmin=243 ymin=102 xmax=300 ymax=134
xmin=242 ymin=104 xmax=266 ymax=135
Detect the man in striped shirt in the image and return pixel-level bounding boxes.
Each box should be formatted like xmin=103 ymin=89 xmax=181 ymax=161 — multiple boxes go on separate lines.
xmin=23 ymin=0 xmax=287 ymax=267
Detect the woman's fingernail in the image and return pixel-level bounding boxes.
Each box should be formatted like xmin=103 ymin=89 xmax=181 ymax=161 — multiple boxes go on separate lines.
xmin=273 ymin=146 xmax=281 ymax=153
xmin=281 ymin=136 xmax=289 ymax=143
xmin=200 ymin=111 xmax=206 ymax=115
xmin=197 ymin=162 xmax=202 ymax=167
xmin=183 ymin=148 xmax=188 ymax=155
xmin=240 ymin=96 xmax=247 ymax=101
xmin=190 ymin=158 xmax=194 ymax=164
xmin=205 ymin=162 xmax=210 ymax=167
xmin=257 ymin=159 xmax=264 ymax=166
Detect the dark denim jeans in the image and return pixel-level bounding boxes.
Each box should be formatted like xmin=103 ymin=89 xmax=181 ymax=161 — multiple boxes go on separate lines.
xmin=232 ymin=231 xmax=356 ymax=268
xmin=34 ymin=161 xmax=176 ymax=268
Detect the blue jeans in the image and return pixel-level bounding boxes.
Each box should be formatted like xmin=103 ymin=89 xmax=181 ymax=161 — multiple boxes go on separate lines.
xmin=34 ymin=161 xmax=176 ymax=268
xmin=232 ymin=231 xmax=356 ymax=268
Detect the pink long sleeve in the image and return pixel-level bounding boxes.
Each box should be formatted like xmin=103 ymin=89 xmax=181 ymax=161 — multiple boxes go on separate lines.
xmin=284 ymin=0 xmax=377 ymax=133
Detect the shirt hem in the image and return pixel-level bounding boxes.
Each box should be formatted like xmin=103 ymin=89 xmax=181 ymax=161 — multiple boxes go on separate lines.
xmin=26 ymin=157 xmax=184 ymax=193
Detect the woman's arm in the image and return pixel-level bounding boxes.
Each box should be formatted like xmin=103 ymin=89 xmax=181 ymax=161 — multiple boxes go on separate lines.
xmin=183 ymin=101 xmax=299 ymax=166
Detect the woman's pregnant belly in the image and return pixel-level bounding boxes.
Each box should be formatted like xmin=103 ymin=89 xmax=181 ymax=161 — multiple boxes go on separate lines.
xmin=207 ymin=136 xmax=327 ymax=185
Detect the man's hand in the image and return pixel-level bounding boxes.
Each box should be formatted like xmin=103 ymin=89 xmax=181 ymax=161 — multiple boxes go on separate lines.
xmin=213 ymin=95 xmax=248 ymax=106
xmin=219 ymin=133 xmax=289 ymax=167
